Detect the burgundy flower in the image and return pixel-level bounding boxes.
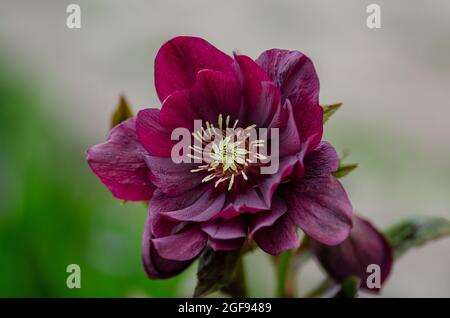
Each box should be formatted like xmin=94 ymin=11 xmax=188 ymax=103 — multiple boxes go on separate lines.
xmin=311 ymin=215 xmax=393 ymax=292
xmin=86 ymin=36 xmax=353 ymax=279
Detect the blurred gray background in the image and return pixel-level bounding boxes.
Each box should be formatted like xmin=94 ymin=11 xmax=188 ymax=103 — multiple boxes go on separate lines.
xmin=0 ymin=0 xmax=449 ymax=297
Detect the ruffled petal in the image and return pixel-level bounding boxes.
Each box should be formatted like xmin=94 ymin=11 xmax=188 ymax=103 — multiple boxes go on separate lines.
xmin=303 ymin=141 xmax=339 ymax=178
xmin=258 ymin=155 xmax=298 ymax=207
xmin=136 ymin=108 xmax=176 ymax=157
xmin=249 ymin=195 xmax=287 ymax=238
xmin=159 ymin=90 xmax=200 ymax=131
xmin=153 ymin=225 xmax=207 ymax=261
xmin=86 ymin=118 xmax=155 ymax=201
xmin=145 ymin=155 xmax=205 ymax=197
xmin=234 ymin=54 xmax=281 ymax=127
xmin=142 ymin=216 xmax=194 ymax=279
xmin=190 ymin=69 xmax=242 ymax=123
xmin=256 ymin=49 xmax=322 ymax=152
xmin=155 ymin=36 xmax=234 ymax=102
xmin=154 ymin=187 xmax=226 ymax=222
xmin=215 ymin=188 xmax=269 ymax=220
xmin=278 ymin=100 xmax=302 ymax=157
xmin=283 ymin=175 xmax=352 ymax=246
xmin=201 ymin=217 xmax=247 ymax=240
xmin=311 ymin=215 xmax=393 ymax=292
xmin=253 ymin=213 xmax=299 ymax=255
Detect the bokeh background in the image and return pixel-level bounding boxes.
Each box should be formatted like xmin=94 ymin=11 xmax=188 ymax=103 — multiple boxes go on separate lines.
xmin=0 ymin=0 xmax=449 ymax=297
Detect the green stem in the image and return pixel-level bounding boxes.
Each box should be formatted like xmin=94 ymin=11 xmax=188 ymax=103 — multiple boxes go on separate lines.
xmin=275 ymin=250 xmax=294 ymax=297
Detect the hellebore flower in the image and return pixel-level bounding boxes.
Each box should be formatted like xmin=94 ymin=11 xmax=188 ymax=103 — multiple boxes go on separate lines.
xmin=311 ymin=215 xmax=393 ymax=292
xmin=86 ymin=36 xmax=353 ymax=279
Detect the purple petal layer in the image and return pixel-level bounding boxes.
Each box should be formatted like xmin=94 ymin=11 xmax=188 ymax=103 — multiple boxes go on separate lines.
xmin=153 ymin=225 xmax=207 ymax=261
xmin=278 ymin=100 xmax=302 ymax=157
xmin=136 ymin=108 xmax=176 ymax=157
xmin=284 ymin=175 xmax=352 ymax=246
xmin=256 ymin=49 xmax=322 ymax=152
xmin=249 ymin=195 xmax=287 ymax=238
xmin=234 ymin=54 xmax=280 ymax=127
xmin=311 ymin=215 xmax=393 ymax=292
xmin=253 ymin=213 xmax=299 ymax=255
xmin=190 ymin=69 xmax=242 ymax=123
xmin=258 ymin=155 xmax=298 ymax=207
xmin=215 ymin=188 xmax=269 ymax=220
xmin=210 ymin=237 xmax=245 ymax=251
xmin=142 ymin=216 xmax=194 ymax=279
xmin=283 ymin=142 xmax=352 ymax=245
xmin=86 ymin=118 xmax=155 ymax=201
xmin=201 ymin=217 xmax=247 ymax=240
xmin=145 ymin=155 xmax=204 ymax=197
xmin=155 ymin=188 xmax=226 ymax=222
xmin=159 ymin=90 xmax=200 ymax=131
xmin=155 ymin=36 xmax=234 ymax=102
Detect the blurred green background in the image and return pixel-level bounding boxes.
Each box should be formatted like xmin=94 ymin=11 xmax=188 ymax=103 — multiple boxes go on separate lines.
xmin=0 ymin=0 xmax=449 ymax=297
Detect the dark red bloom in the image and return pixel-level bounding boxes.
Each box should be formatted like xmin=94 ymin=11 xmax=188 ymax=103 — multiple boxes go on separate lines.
xmin=87 ymin=36 xmax=353 ymax=279
xmin=311 ymin=215 xmax=393 ymax=292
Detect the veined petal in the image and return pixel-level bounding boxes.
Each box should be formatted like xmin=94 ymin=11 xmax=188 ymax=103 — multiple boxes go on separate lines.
xmin=234 ymin=54 xmax=281 ymax=127
xmin=153 ymin=225 xmax=207 ymax=261
xmin=190 ymin=69 xmax=242 ymax=123
xmin=136 ymin=108 xmax=176 ymax=157
xmin=202 ymin=217 xmax=247 ymax=240
xmin=253 ymin=213 xmax=299 ymax=255
xmin=142 ymin=216 xmax=194 ymax=279
xmin=159 ymin=90 xmax=200 ymax=131
xmin=256 ymin=49 xmax=322 ymax=152
xmin=283 ymin=175 xmax=352 ymax=246
xmin=311 ymin=215 xmax=393 ymax=292
xmin=155 ymin=36 xmax=234 ymax=102
xmin=145 ymin=155 xmax=205 ymax=197
xmin=249 ymin=195 xmax=287 ymax=238
xmin=86 ymin=118 xmax=155 ymax=201
xmin=156 ymin=188 xmax=226 ymax=222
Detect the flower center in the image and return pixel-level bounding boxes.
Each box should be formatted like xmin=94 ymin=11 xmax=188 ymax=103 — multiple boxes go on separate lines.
xmin=189 ymin=114 xmax=266 ymax=191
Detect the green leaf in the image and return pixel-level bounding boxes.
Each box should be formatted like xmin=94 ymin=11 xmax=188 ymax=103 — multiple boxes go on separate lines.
xmin=333 ymin=163 xmax=358 ymax=179
xmin=111 ymin=95 xmax=133 ymax=128
xmin=383 ymin=217 xmax=450 ymax=258
xmin=333 ymin=276 xmax=361 ymax=298
xmin=193 ymin=246 xmax=242 ymax=298
xmin=322 ymin=102 xmax=342 ymax=124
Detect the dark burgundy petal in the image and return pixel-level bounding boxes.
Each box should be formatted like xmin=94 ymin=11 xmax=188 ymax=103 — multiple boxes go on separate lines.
xmin=145 ymin=156 xmax=205 ymax=197
xmin=153 ymin=225 xmax=207 ymax=261
xmin=256 ymin=49 xmax=322 ymax=152
xmin=303 ymin=141 xmax=339 ymax=178
xmin=136 ymin=108 xmax=176 ymax=157
xmin=142 ymin=216 xmax=194 ymax=279
xmin=283 ymin=175 xmax=352 ymax=246
xmin=259 ymin=155 xmax=298 ymax=207
xmin=155 ymin=36 xmax=234 ymax=102
xmin=234 ymin=54 xmax=280 ymax=127
xmin=159 ymin=90 xmax=200 ymax=131
xmin=190 ymin=70 xmax=242 ymax=123
xmin=249 ymin=195 xmax=287 ymax=238
xmin=215 ymin=188 xmax=269 ymax=219
xmin=201 ymin=217 xmax=247 ymax=240
xmin=253 ymin=213 xmax=299 ymax=255
xmin=156 ymin=188 xmax=226 ymax=222
xmin=210 ymin=238 xmax=245 ymax=251
xmin=311 ymin=215 xmax=393 ymax=292
xmin=278 ymin=100 xmax=302 ymax=157
xmin=86 ymin=118 xmax=155 ymax=201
